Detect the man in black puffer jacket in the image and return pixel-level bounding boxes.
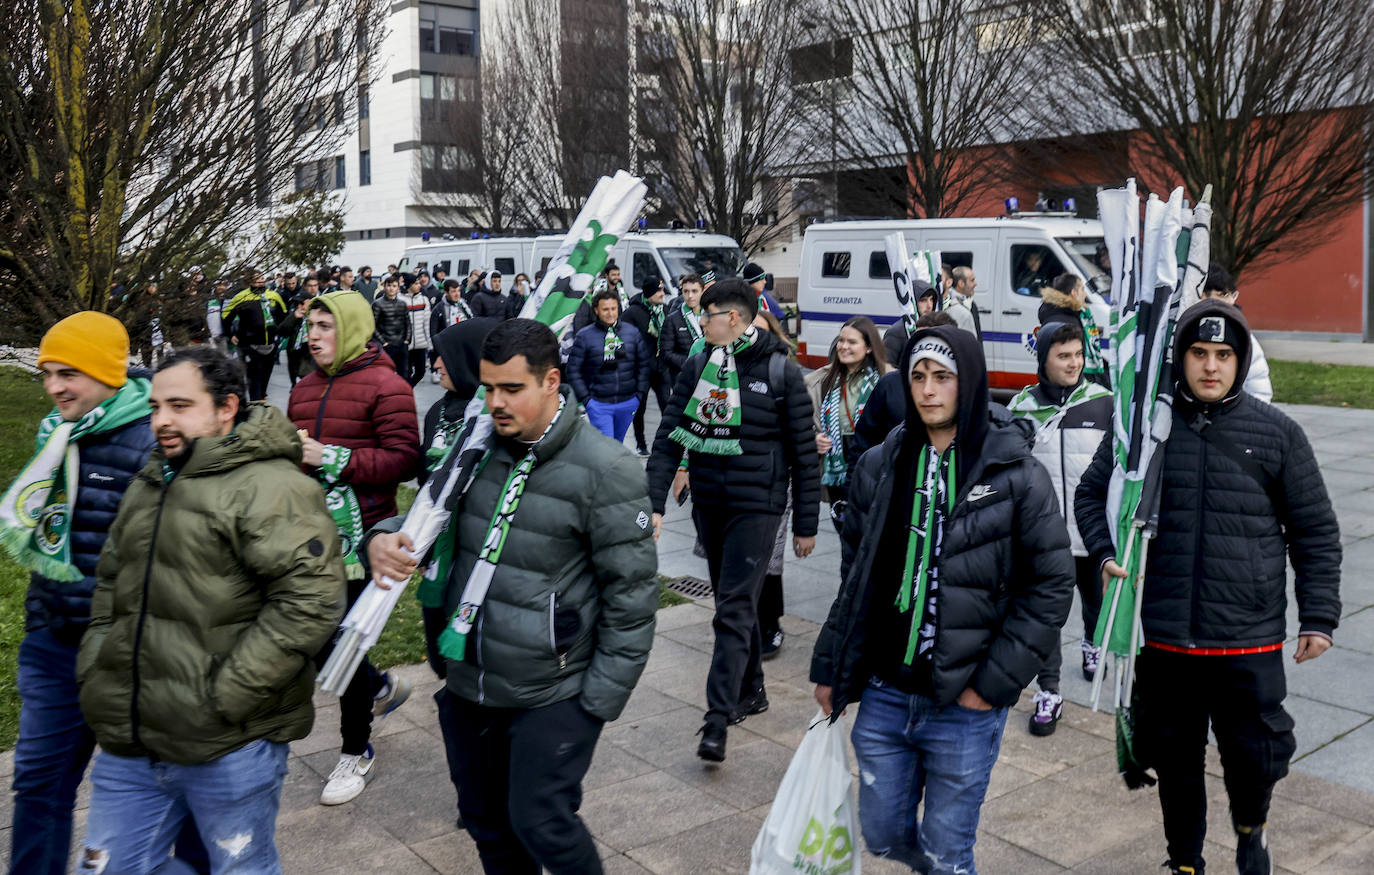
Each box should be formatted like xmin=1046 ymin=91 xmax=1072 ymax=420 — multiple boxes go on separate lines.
xmin=810 ymin=325 xmax=1074 ymax=874
xmin=371 ymin=274 xmax=412 ymax=373
xmin=648 ymin=279 xmax=820 ymax=762
xmin=1075 ymin=300 xmax=1341 ymax=875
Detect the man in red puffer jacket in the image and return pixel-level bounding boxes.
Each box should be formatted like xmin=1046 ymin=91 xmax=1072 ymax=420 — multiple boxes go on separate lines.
xmin=287 ymin=289 xmax=423 ymax=806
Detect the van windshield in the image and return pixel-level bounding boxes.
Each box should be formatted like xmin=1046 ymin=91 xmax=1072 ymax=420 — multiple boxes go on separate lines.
xmin=397 ymin=256 xmax=411 ymax=273
xmin=659 ymin=247 xmax=747 ymax=282
xmin=1057 ymin=237 xmax=1111 ymax=301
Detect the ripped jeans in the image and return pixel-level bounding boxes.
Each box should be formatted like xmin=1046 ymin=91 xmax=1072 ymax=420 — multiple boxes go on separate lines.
xmin=850 ymin=679 xmax=1007 ymax=874
xmin=80 ymin=739 xmax=289 ymax=874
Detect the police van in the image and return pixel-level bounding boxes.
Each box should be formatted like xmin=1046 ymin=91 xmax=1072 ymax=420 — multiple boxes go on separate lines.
xmin=397 ymin=229 xmax=748 ymax=298
xmin=795 ymin=216 xmax=1109 ymax=388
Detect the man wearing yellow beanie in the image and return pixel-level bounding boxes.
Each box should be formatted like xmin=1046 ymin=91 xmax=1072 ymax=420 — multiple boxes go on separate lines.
xmin=0 ymin=312 xmax=195 ymax=874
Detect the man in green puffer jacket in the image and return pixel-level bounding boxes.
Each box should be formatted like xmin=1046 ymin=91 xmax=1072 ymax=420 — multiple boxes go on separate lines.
xmin=76 ymin=346 xmax=345 ymax=874
xmin=367 ymin=319 xmax=658 ymax=875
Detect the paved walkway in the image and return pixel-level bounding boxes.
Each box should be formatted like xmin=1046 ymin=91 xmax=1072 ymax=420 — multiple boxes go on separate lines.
xmin=1260 ymin=338 xmax=1374 ymax=366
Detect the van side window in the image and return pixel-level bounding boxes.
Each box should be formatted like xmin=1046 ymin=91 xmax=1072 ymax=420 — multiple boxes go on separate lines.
xmin=633 ymin=252 xmax=661 ymax=285
xmin=494 ymin=257 xmax=515 ymax=275
xmin=540 ymin=257 xmax=552 ymax=274
xmin=434 ymin=260 xmax=451 ymax=276
xmin=868 ymin=251 xmax=890 ymax=279
xmin=942 ymin=251 xmax=974 ymax=270
xmin=1010 ymin=244 xmax=1064 ymax=297
xmin=456 ymin=259 xmax=470 ymax=276
xmin=821 ymin=251 xmax=851 ymax=278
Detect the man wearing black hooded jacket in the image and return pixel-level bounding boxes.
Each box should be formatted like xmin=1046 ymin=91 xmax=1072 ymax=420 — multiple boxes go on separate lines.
xmin=1075 ymin=300 xmax=1341 ymax=875
xmin=810 ymin=325 xmax=1074 ymax=874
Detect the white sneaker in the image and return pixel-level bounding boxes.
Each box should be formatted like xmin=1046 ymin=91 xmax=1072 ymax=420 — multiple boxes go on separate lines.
xmin=320 ymin=744 xmax=375 ymax=805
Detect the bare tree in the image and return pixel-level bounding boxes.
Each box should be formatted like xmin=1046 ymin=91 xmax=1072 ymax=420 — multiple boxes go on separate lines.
xmin=0 ymin=0 xmax=387 ymax=341
xmin=829 ymin=0 xmax=1044 ymax=219
xmin=1040 ymin=0 xmax=1374 ymax=272
xmin=643 ymin=0 xmax=815 ymax=253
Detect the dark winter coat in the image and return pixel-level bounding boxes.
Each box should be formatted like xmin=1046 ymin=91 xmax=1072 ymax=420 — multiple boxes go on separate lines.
xmin=287 ymin=342 xmax=422 ymax=528
xmin=647 ymin=330 xmax=821 ymax=535
xmin=467 ymin=286 xmax=509 ymax=320
xmin=366 ymin=386 xmax=658 ymax=722
xmin=419 ymin=318 xmax=500 ymax=486
xmin=621 ymin=295 xmax=663 ymax=375
xmin=567 ymin=321 xmax=650 ymax=405
xmin=77 ymin=404 xmax=345 ymax=765
xmin=371 ymin=294 xmax=411 ymax=347
xmin=222 ymin=288 xmax=287 ymax=349
xmin=811 ymin=326 xmax=1074 ymax=714
xmin=1075 ymin=300 xmax=1341 ymax=649
xmin=848 ymin=370 xmax=907 ymax=469
xmin=659 ymin=304 xmax=702 ymax=378
xmin=26 ymin=397 xmax=155 ymax=643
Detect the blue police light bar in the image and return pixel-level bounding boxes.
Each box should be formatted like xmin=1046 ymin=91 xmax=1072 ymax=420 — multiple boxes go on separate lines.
xmin=421 ymin=231 xmax=431 ymax=242
xmin=471 ymin=232 xmax=480 ymax=239
xmin=1064 ymin=197 xmax=1077 ymax=212
xmin=637 ymin=217 xmax=649 ymax=230
xmin=482 ymin=233 xmax=490 ymax=239
xmin=695 ymin=218 xmax=707 ymax=230
xmin=1004 ymin=197 xmax=1019 ymax=214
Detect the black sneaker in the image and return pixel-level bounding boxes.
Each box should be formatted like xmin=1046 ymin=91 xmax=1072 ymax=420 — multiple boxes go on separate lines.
xmin=1161 ymin=861 xmax=1203 ymax=875
xmin=636 ymin=445 xmax=649 ymax=458
xmin=1235 ymin=824 xmax=1272 ymax=875
xmin=728 ymin=688 xmax=769 ymax=725
xmin=761 ymin=629 xmax=784 ymax=661
xmin=697 ymin=721 xmax=726 ymax=763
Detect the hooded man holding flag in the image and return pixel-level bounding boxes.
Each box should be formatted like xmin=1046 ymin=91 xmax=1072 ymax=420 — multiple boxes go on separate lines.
xmin=1076 ymin=299 xmax=1342 ymax=875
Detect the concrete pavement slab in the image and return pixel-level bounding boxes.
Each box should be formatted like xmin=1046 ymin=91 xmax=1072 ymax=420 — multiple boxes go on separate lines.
xmin=1284 ymin=694 xmax=1372 ymax=759
xmin=1290 ymin=720 xmax=1374 ymax=797
xmin=580 ymin=770 xmax=738 ymax=852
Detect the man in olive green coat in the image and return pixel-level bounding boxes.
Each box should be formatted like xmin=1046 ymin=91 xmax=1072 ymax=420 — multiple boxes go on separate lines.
xmin=368 ymin=319 xmax=658 ymax=875
xmin=76 ymin=346 xmax=345 ymax=874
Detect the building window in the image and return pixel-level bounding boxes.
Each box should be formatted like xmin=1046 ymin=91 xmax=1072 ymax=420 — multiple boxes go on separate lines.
xmin=419 ymin=2 xmax=478 ymax=56
xmin=334 ymin=156 xmax=346 ymax=189
xmin=359 ymin=150 xmax=371 ymax=186
xmin=358 ymin=85 xmax=369 ymax=120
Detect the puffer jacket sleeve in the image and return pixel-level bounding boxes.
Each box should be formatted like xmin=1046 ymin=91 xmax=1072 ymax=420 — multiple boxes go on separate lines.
xmin=1074 ymin=430 xmax=1116 ymax=569
xmin=632 ymin=329 xmax=649 ymax=399
xmin=341 ymin=372 xmax=422 ymax=486
xmin=77 ymin=513 xmax=126 ymax=687
xmin=580 ymin=452 xmax=659 ymax=722
xmin=646 ymin=355 xmax=700 ymax=513
xmin=970 ymin=460 xmax=1075 ymax=707
xmin=567 ymin=327 xmax=591 ymax=404
xmin=810 ymin=444 xmax=877 ymax=688
xmin=1277 ymin=419 xmax=1342 ymax=637
xmin=210 ymin=474 xmax=346 ymax=724
xmin=782 ymin=360 xmax=821 ymax=538
xmin=848 ymin=373 xmax=902 ymax=469
xmin=661 ymin=310 xmax=689 ymax=374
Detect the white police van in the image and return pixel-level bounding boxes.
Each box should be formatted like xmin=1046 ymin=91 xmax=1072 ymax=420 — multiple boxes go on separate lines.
xmin=528 ymin=229 xmax=747 ymax=297
xmin=396 ymin=237 xmax=538 ymax=284
xmin=795 ymin=216 xmax=1109 ymax=389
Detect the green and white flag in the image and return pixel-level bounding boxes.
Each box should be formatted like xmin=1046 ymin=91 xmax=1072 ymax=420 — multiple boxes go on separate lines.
xmin=884 ymin=232 xmax=941 ymax=337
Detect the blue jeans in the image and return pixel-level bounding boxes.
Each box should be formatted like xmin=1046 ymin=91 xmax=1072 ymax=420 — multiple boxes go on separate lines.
xmin=11 ymin=625 xmax=97 ymax=875
xmin=850 ymin=679 xmax=1008 ymax=874
xmin=585 ymin=397 xmax=639 ymax=442
xmin=80 ymin=739 xmax=289 ymax=874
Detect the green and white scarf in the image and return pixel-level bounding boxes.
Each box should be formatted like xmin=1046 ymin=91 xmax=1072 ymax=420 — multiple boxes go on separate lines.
xmin=1079 ymin=306 xmax=1105 ymax=379
xmin=261 ymin=297 xmax=277 ymax=329
xmin=0 ymin=379 xmax=152 ymax=581
xmin=669 ymin=325 xmax=758 ymax=456
xmin=820 ymin=366 xmax=880 ymax=487
xmin=648 ymin=301 xmax=665 ymax=340
xmin=417 ymin=414 xmax=469 ymax=608
xmin=317 ymin=445 xmax=365 ymax=581
xmin=438 ymin=397 xmax=567 ymax=661
xmin=896 ymin=444 xmax=956 ymax=665
xmin=682 ymin=303 xmax=703 ymax=343
xmin=603 ymin=322 xmax=624 ymax=361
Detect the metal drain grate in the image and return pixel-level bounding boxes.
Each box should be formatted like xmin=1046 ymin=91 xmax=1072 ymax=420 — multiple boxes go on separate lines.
xmin=664 ymin=575 xmax=714 ymax=600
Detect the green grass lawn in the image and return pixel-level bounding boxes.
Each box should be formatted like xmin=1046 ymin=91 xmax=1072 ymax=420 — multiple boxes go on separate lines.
xmin=1270 ymin=359 xmax=1374 ymax=409
xmin=0 ymin=368 xmax=59 ymax=750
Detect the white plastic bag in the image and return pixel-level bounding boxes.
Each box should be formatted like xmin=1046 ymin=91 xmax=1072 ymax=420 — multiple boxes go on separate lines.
xmin=750 ymin=710 xmax=861 ymax=875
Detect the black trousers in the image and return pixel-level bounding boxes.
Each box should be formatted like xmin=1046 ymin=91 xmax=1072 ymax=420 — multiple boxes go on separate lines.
xmin=439 ymin=691 xmax=604 ymax=875
xmin=695 ymin=507 xmax=783 ymax=726
xmin=312 ymin=576 xmax=383 ymax=755
xmin=406 ymin=348 xmax=429 ymax=386
xmin=286 ymin=347 xmax=311 ymax=385
xmin=631 ymin=369 xmax=670 ymax=451
xmin=383 ymin=344 xmax=408 ymax=376
xmin=240 ymin=347 xmax=276 ymax=401
xmin=1135 ymin=647 xmax=1296 ymax=868
xmin=1036 ymin=556 xmax=1104 ymax=690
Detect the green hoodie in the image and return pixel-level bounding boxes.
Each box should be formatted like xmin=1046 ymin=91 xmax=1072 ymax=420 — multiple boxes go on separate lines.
xmin=310 ymin=290 xmax=376 ymax=376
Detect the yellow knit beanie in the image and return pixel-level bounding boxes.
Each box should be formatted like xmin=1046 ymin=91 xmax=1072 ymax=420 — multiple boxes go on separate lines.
xmin=37 ymin=311 xmax=130 ymax=387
